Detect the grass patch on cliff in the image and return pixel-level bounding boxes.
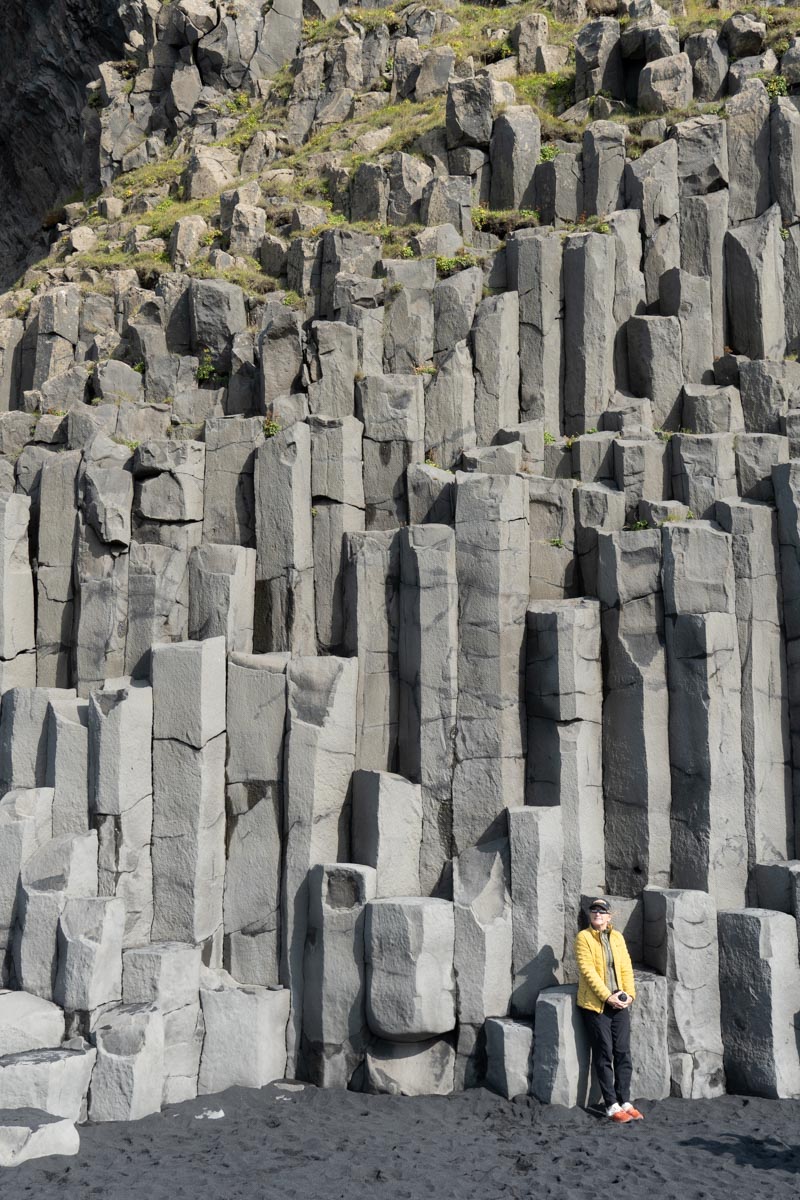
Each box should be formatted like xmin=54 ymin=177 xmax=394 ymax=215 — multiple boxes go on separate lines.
xmin=141 ymin=195 xmax=219 ymax=240
xmin=110 ymin=158 xmax=185 ymax=201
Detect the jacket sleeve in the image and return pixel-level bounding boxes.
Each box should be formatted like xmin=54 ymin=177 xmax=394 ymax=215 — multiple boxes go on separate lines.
xmin=614 ymin=933 xmax=636 ymax=1000
xmin=574 ymin=931 xmax=611 ymax=1005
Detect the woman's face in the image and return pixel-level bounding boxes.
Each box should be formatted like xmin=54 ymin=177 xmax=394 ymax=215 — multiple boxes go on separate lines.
xmin=589 ymin=908 xmax=610 ymax=932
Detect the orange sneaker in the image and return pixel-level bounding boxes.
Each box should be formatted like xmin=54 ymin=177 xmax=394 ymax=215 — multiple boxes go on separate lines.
xmin=623 ymin=1105 xmax=644 ymax=1120
xmin=609 ymin=1110 xmax=633 ymax=1123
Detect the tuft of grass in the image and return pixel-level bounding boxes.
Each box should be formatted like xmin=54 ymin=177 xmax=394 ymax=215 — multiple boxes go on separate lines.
xmin=436 ymin=251 xmax=479 ymax=276
xmin=473 ymin=206 xmax=539 ymax=236
xmin=110 ymin=158 xmax=185 ymax=201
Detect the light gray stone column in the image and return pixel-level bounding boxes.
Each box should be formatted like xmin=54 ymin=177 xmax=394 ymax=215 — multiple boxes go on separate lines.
xmin=398 ymin=524 xmax=458 ymax=894
xmin=526 ymin=599 xmax=604 ymax=942
xmin=281 ymin=655 xmax=357 ymax=1077
xmin=598 ymin=530 xmax=671 ymax=895
xmin=453 ymin=472 xmax=529 ymax=853
xmin=224 ymin=651 xmax=288 ymax=985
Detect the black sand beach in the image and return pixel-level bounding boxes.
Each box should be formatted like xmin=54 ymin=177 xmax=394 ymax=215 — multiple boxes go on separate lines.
xmin=10 ymin=1085 xmax=800 ymax=1200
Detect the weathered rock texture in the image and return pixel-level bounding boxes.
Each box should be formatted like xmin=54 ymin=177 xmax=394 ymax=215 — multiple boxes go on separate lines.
xmin=0 ymin=0 xmax=798 ymax=1141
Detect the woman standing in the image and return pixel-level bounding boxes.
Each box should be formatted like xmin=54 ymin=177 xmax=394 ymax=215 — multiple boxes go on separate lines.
xmin=575 ymin=898 xmax=644 ymax=1123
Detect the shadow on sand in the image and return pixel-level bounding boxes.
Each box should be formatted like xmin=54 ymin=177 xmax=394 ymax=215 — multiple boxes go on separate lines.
xmin=680 ymin=1134 xmax=800 ymax=1175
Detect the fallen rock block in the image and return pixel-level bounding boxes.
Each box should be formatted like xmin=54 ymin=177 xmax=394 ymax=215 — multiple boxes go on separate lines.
xmin=0 ymin=1107 xmax=79 ymax=1165
xmin=485 ymin=1018 xmax=534 ymax=1099
xmin=198 ymin=969 xmax=289 ymax=1094
xmin=0 ymin=991 xmax=65 ymax=1057
xmin=89 ymin=1004 xmax=164 ymax=1122
xmin=364 ymin=1036 xmax=455 ymax=1096
xmin=0 ymin=1044 xmax=96 ymax=1121
xmin=366 ymin=898 xmax=456 ymax=1041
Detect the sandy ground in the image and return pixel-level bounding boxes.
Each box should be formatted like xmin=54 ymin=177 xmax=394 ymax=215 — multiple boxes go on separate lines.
xmin=9 ymin=1085 xmax=800 ymax=1199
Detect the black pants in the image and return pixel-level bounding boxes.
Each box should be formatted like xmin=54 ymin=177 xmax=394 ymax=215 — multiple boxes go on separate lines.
xmin=581 ymin=1004 xmax=633 ymax=1108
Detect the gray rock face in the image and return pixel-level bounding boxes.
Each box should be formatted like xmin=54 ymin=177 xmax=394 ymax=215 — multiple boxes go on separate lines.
xmin=453 ymin=473 xmax=528 ymax=852
xmin=397 ymin=524 xmax=457 ymax=894
xmin=364 ymin=1036 xmax=455 ymax=1096
xmin=302 ymin=863 xmax=376 ymax=1087
xmin=725 ymin=82 xmax=771 ymax=225
xmin=472 ymin=292 xmax=520 ymax=446
xmin=716 ymin=500 xmax=792 ymax=876
xmin=223 ymin=652 xmax=286 ymax=986
xmin=89 ymin=1003 xmax=165 ymax=1122
xmin=639 ymin=53 xmax=692 ymax=114
xmin=352 ymin=771 xmax=422 ymax=899
xmin=526 ymin=600 xmax=604 ymax=940
xmin=582 ymin=122 xmax=625 ymax=217
xmin=199 ymin=969 xmax=289 ymax=1094
xmin=575 ymin=20 xmax=623 ymax=103
xmin=0 ymin=1044 xmax=95 ymax=1122
xmin=662 ymin=526 xmax=747 ymax=909
xmin=725 ymin=205 xmax=786 ymax=362
xmin=485 ymin=1018 xmax=533 ymax=1099
xmin=0 ymin=1107 xmax=79 ymax=1165
xmin=281 ymin=656 xmax=357 ymax=1076
xmin=365 ymin=898 xmax=456 ymax=1041
xmin=254 ymin=423 xmax=315 ymax=655
xmin=531 ymin=985 xmax=592 ymax=1106
xmin=598 ymin=531 xmax=671 ymax=896
xmin=453 ymin=839 xmax=512 ymax=1028
xmin=489 ymin=107 xmax=539 ymax=212
xmin=685 ymin=30 xmax=728 ymax=102
xmin=563 ymin=233 xmax=616 ymax=434
xmin=122 ymin=941 xmax=203 ymax=1105
xmin=718 ymin=909 xmax=800 ymax=1098
xmin=506 ymin=230 xmax=563 ymax=431
xmin=644 ymin=888 xmax=725 ymax=1098
xmin=508 ymin=806 xmax=564 ymax=1016
xmin=151 ymin=639 xmax=226 ymax=951
xmin=9 ymin=0 xmax=800 ymax=1124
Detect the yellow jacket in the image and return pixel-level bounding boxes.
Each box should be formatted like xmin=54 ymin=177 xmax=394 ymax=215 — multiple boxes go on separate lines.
xmin=574 ymin=925 xmax=636 ymax=1013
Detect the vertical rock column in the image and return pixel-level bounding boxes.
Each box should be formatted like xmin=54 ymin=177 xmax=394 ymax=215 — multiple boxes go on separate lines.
xmin=125 ymin=542 xmax=191 ymax=679
xmin=89 ymin=678 xmax=153 ymax=948
xmin=254 ymin=422 xmax=315 ymax=654
xmin=223 ymin=651 xmax=287 ymax=985
xmin=188 ymin=544 xmax=255 ymax=654
xmin=73 ymin=437 xmax=132 ymax=696
xmin=506 ymin=229 xmax=563 ymax=434
xmin=343 ymin=530 xmax=400 ymax=773
xmin=453 ymin=472 xmax=529 ymax=853
xmin=0 ymin=495 xmax=35 ymax=692
xmin=309 ymin=414 xmax=365 ymax=654
xmin=453 ymin=839 xmax=513 ymax=1087
xmin=281 ymin=655 xmax=358 ymax=1077
xmin=508 ymin=805 xmax=564 ymax=1017
xmin=398 ymin=524 xmax=458 ymax=894
xmin=357 ymin=374 xmax=424 ymax=530
xmin=716 ymin=499 xmax=792 ymax=876
xmin=302 ymin=862 xmax=377 ymax=1088
xmin=718 ymin=908 xmax=800 ymax=1098
xmin=597 ymin=529 xmax=671 ymax=895
xmin=36 ymin=454 xmax=81 ymax=688
xmin=0 ymin=788 xmax=53 ymax=983
xmin=151 ymin=638 xmax=227 ymax=959
xmin=772 ymin=461 xmax=800 ymax=853
xmin=643 ymin=887 xmax=725 ymax=1098
xmin=662 ymin=523 xmax=747 ymax=907
xmin=202 ymin=416 xmax=264 ymax=548
xmin=526 ymin=599 xmax=605 ymax=941
xmin=562 ymin=231 xmax=616 ymax=434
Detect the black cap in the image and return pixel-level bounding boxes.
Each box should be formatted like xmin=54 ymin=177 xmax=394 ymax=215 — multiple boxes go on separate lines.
xmin=588 ymin=898 xmax=611 ymax=913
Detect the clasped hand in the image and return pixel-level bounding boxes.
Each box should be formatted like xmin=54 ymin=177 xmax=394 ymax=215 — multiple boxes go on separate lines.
xmin=607 ymin=992 xmax=632 ymax=1010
